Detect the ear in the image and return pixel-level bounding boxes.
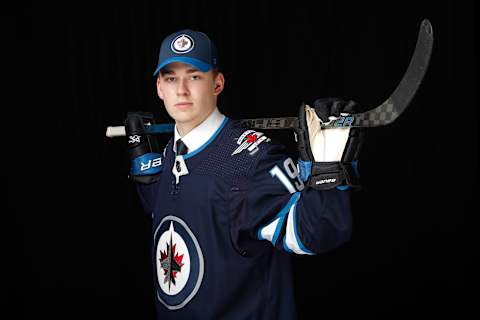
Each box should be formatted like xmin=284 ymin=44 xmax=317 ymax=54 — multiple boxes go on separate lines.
xmin=213 ymin=72 xmax=225 ymax=96
xmin=156 ymin=76 xmax=164 ymax=100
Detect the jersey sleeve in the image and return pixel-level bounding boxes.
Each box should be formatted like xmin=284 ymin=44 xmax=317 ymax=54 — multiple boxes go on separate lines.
xmin=135 ymin=182 xmax=158 ymax=216
xmin=134 ymin=140 xmax=170 ymax=217
xmin=237 ymin=141 xmax=352 ymax=255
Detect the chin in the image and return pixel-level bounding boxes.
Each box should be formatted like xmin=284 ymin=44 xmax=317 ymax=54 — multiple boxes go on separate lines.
xmin=173 ymin=113 xmax=196 ymax=124
xmin=166 ymin=107 xmax=191 ymax=119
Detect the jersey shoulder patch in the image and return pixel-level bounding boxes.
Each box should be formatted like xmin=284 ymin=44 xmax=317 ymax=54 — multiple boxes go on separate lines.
xmin=194 ymin=120 xmax=271 ymax=186
xmin=230 ymin=129 xmax=271 ymax=156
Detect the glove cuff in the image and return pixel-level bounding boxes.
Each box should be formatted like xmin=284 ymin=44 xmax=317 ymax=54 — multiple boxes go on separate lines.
xmin=300 ymin=161 xmax=361 ymax=191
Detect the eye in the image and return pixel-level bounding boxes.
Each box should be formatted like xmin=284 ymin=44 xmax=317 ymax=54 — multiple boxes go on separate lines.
xmin=190 ymin=75 xmax=201 ymax=80
xmin=165 ymin=77 xmax=176 ymax=82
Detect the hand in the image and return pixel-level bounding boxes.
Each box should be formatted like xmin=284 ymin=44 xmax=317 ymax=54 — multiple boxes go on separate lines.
xmin=296 ymin=98 xmax=364 ymax=190
xmin=125 ymin=111 xmax=163 ymax=184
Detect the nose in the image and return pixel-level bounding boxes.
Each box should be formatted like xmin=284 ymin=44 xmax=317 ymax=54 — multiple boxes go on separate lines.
xmin=176 ymin=78 xmax=189 ymax=96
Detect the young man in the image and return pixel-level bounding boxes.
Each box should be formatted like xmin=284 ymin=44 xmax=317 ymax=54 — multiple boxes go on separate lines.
xmin=125 ymin=29 xmax=363 ymax=319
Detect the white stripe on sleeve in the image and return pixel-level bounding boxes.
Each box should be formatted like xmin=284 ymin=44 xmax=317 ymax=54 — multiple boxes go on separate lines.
xmin=284 ymin=203 xmax=315 ymax=255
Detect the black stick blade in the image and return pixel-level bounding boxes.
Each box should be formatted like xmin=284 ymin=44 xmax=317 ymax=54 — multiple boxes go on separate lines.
xmin=347 ymin=19 xmax=434 ymax=128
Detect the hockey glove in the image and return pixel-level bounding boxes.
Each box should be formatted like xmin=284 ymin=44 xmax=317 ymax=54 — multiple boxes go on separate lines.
xmin=296 ymin=98 xmax=364 ymax=190
xmin=125 ymin=111 xmax=163 ymax=184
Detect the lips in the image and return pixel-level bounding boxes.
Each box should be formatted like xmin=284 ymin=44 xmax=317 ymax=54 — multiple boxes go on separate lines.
xmin=175 ymin=102 xmax=193 ymax=109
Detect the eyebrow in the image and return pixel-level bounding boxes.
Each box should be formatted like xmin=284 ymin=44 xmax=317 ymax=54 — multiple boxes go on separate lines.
xmin=161 ymin=68 xmax=200 ymax=75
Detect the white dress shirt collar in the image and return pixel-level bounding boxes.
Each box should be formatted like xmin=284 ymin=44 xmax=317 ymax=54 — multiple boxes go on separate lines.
xmin=173 ymin=107 xmax=225 ymax=154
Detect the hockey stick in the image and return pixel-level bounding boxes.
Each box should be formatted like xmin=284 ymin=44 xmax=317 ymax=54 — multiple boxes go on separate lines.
xmin=106 ymin=19 xmax=433 ymax=138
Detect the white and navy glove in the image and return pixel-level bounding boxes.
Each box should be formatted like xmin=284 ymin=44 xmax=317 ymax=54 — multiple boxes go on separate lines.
xmin=296 ymin=98 xmax=365 ymax=190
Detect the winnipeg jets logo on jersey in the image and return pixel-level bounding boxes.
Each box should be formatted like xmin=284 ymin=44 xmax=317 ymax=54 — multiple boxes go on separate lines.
xmin=158 ymin=222 xmax=189 ymax=295
xmin=231 ymin=130 xmax=271 ymax=156
xmin=171 ymin=34 xmax=194 ymax=54
xmin=154 ymin=216 xmax=204 ymax=310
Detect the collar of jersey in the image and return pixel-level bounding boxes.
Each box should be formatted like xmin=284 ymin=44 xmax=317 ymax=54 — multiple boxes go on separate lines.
xmin=176 ymin=116 xmax=229 ymax=160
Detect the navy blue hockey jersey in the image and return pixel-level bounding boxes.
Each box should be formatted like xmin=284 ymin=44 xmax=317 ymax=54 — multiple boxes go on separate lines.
xmin=135 ymin=117 xmax=352 ymax=320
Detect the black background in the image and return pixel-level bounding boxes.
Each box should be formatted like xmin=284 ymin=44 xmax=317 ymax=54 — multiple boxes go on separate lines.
xmin=5 ymin=1 xmax=476 ymax=319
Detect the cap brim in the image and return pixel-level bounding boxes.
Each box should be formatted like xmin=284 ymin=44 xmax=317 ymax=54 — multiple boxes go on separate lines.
xmin=153 ymin=57 xmax=212 ymax=76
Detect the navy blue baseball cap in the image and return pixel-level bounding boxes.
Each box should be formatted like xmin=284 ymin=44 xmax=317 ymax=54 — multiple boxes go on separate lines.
xmin=153 ymin=29 xmax=219 ymax=76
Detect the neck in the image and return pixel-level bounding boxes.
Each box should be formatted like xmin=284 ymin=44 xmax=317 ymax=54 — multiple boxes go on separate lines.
xmin=176 ymin=124 xmax=194 ymax=137
xmin=176 ymin=107 xmax=216 ymax=137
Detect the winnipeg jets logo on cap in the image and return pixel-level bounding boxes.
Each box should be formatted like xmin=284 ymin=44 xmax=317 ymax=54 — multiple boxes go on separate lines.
xmin=171 ymin=34 xmax=194 ymax=54
xmin=231 ymin=130 xmax=271 ymax=156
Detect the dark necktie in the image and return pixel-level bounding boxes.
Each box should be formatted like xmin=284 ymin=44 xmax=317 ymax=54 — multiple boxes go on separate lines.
xmin=176 ymin=139 xmax=188 ymax=156
xmin=175 ymin=139 xmax=188 ymax=173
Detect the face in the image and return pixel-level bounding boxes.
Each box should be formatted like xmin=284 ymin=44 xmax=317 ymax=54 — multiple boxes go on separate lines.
xmin=156 ymin=62 xmax=225 ymax=135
